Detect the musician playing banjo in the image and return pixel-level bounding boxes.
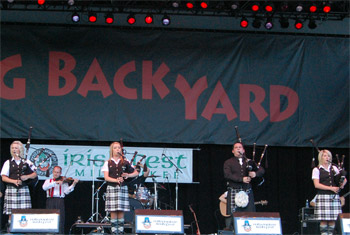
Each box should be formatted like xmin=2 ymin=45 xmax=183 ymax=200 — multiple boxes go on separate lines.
xmin=1 ymin=141 xmax=37 ymax=226
xmin=223 ymin=142 xmax=265 ymax=230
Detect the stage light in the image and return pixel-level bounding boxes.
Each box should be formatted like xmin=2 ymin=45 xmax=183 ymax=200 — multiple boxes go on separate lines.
xmin=240 ymin=17 xmax=248 ymax=28
xmin=38 ymin=0 xmax=45 ymax=5
xmin=252 ymin=18 xmax=261 ymax=29
xmin=265 ymin=3 xmax=274 ymax=12
xmin=186 ymin=2 xmax=194 ymax=9
xmin=172 ymin=1 xmax=180 ymax=8
xmin=145 ymin=14 xmax=153 ymax=24
xmin=308 ymin=19 xmax=317 ymax=29
xmin=127 ymin=14 xmax=136 ymax=25
xmin=251 ymin=3 xmax=260 ymax=12
xmin=200 ymin=1 xmax=208 ymax=9
xmin=280 ymin=2 xmax=288 ymax=11
xmin=295 ymin=19 xmax=303 ymax=29
xmin=295 ymin=3 xmax=303 ymax=12
xmin=323 ymin=4 xmax=331 ymax=13
xmin=88 ymin=12 xmax=97 ymax=23
xmin=67 ymin=0 xmax=74 ymax=6
xmin=71 ymin=12 xmax=80 ymax=22
xmin=105 ymin=13 xmax=114 ymax=24
xmin=162 ymin=14 xmax=171 ymax=26
xmin=231 ymin=2 xmax=239 ymax=10
xmin=279 ymin=17 xmax=289 ymax=28
xmin=7 ymin=0 xmax=14 ymax=3
xmin=309 ymin=4 xmax=317 ymax=13
xmin=265 ymin=17 xmax=273 ymax=30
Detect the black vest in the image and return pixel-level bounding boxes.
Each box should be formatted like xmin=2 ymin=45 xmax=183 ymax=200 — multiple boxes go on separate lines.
xmin=107 ymin=159 xmax=134 ymax=187
xmin=9 ymin=159 xmax=34 ymax=187
xmin=318 ymin=166 xmax=337 ymax=194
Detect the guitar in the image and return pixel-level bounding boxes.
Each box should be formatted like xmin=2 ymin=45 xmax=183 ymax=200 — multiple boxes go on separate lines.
xmin=219 ymin=200 xmax=268 ymax=217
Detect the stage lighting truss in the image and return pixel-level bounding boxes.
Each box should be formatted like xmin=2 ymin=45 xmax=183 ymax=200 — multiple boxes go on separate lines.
xmin=1 ymin=1 xmax=348 ymax=30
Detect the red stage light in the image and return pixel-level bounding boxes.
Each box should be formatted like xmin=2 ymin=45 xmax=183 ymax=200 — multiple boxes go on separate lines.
xmin=295 ymin=20 xmax=303 ymax=29
xmin=309 ymin=5 xmax=317 ymax=13
xmin=38 ymin=0 xmax=45 ymax=5
xmin=265 ymin=5 xmax=273 ymax=12
xmin=200 ymin=2 xmax=208 ymax=9
xmin=240 ymin=18 xmax=248 ymax=28
xmin=323 ymin=5 xmax=331 ymax=13
xmin=252 ymin=4 xmax=259 ymax=12
xmin=89 ymin=13 xmax=97 ymax=23
xmin=145 ymin=15 xmax=153 ymax=24
xmin=127 ymin=15 xmax=136 ymax=25
xmin=105 ymin=14 xmax=113 ymax=24
xmin=186 ymin=2 xmax=194 ymax=9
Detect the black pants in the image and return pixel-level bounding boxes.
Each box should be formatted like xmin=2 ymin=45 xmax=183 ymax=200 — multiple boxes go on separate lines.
xmin=46 ymin=197 xmax=65 ymax=234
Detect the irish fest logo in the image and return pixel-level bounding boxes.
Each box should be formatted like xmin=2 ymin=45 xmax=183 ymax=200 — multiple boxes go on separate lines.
xmin=30 ymin=148 xmax=58 ymax=176
xmin=143 ymin=217 xmax=151 ymax=229
xmin=19 ymin=216 xmax=28 ymax=227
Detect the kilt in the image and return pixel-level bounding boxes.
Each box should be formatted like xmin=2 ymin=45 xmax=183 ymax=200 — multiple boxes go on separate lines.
xmin=105 ymin=185 xmax=130 ymax=212
xmin=3 ymin=185 xmax=32 ymax=215
xmin=315 ymin=194 xmax=342 ymax=221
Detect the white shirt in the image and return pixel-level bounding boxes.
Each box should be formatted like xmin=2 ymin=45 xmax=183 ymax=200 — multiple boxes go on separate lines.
xmin=312 ymin=165 xmax=340 ymax=180
xmin=42 ymin=178 xmax=75 ymax=198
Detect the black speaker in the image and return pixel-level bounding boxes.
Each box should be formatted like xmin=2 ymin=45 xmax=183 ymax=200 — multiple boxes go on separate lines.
xmin=300 ymin=221 xmax=319 ymax=234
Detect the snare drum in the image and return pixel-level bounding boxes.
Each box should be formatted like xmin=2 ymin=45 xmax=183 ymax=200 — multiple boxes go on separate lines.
xmin=136 ymin=186 xmax=150 ymax=205
xmin=124 ymin=198 xmax=144 ymax=223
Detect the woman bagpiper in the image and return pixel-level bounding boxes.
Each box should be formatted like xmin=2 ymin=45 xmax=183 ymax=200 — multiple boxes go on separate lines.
xmin=102 ymin=141 xmax=139 ymax=234
xmin=312 ymin=149 xmax=347 ymax=235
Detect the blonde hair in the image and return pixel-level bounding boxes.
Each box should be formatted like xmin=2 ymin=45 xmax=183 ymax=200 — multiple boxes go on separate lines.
xmin=318 ymin=149 xmax=332 ymax=166
xmin=10 ymin=140 xmax=25 ymax=158
xmin=109 ymin=142 xmax=121 ymax=160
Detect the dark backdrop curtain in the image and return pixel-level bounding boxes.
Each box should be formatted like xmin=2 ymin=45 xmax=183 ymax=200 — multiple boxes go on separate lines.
xmin=0 ymin=138 xmax=349 ymax=234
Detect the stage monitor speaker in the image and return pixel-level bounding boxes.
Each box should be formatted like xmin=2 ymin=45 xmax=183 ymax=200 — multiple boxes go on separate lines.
xmin=335 ymin=213 xmax=350 ymax=235
xmin=134 ymin=209 xmax=184 ymax=234
xmin=10 ymin=209 xmax=60 ymax=233
xmin=233 ymin=212 xmax=282 ymax=235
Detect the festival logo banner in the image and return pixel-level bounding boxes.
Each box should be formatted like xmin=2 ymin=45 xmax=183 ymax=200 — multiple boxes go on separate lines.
xmin=28 ymin=144 xmax=193 ymax=183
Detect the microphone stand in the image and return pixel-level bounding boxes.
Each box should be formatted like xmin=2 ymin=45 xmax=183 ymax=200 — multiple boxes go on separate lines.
xmin=87 ymin=159 xmax=104 ymax=222
xmin=163 ymin=154 xmax=183 ymax=210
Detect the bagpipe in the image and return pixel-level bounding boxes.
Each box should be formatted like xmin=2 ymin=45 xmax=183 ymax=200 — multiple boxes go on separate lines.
xmin=234 ymin=126 xmax=267 ymax=186
xmin=19 ymin=126 xmax=39 ymax=188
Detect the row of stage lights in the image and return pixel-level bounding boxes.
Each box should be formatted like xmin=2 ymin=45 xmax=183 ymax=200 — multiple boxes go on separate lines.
xmin=72 ymin=12 xmax=171 ymax=26
xmin=29 ymin=0 xmax=333 ymax=14
xmin=6 ymin=0 xmax=336 ymax=29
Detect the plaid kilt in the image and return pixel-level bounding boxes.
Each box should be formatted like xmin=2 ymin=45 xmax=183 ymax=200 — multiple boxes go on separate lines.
xmin=105 ymin=185 xmax=130 ymax=212
xmin=315 ymin=194 xmax=342 ymax=221
xmin=3 ymin=185 xmax=32 ymax=215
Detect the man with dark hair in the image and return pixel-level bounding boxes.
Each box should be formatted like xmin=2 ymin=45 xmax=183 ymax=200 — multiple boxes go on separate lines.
xmin=223 ymin=142 xmax=265 ymax=230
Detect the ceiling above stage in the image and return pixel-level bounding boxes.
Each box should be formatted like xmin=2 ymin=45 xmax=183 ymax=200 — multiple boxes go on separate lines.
xmin=1 ymin=1 xmax=350 ymax=35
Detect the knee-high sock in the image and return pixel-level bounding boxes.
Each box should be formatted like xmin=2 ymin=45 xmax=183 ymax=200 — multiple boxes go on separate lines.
xmin=117 ymin=218 xmax=124 ymax=233
xmin=111 ymin=219 xmax=118 ymax=233
xmin=328 ymin=224 xmax=335 ymax=234
xmin=320 ymin=224 xmax=328 ymax=235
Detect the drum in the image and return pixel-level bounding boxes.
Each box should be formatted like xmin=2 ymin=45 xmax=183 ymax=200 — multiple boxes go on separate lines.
xmin=124 ymin=198 xmax=144 ymax=223
xmin=136 ymin=186 xmax=150 ymax=205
